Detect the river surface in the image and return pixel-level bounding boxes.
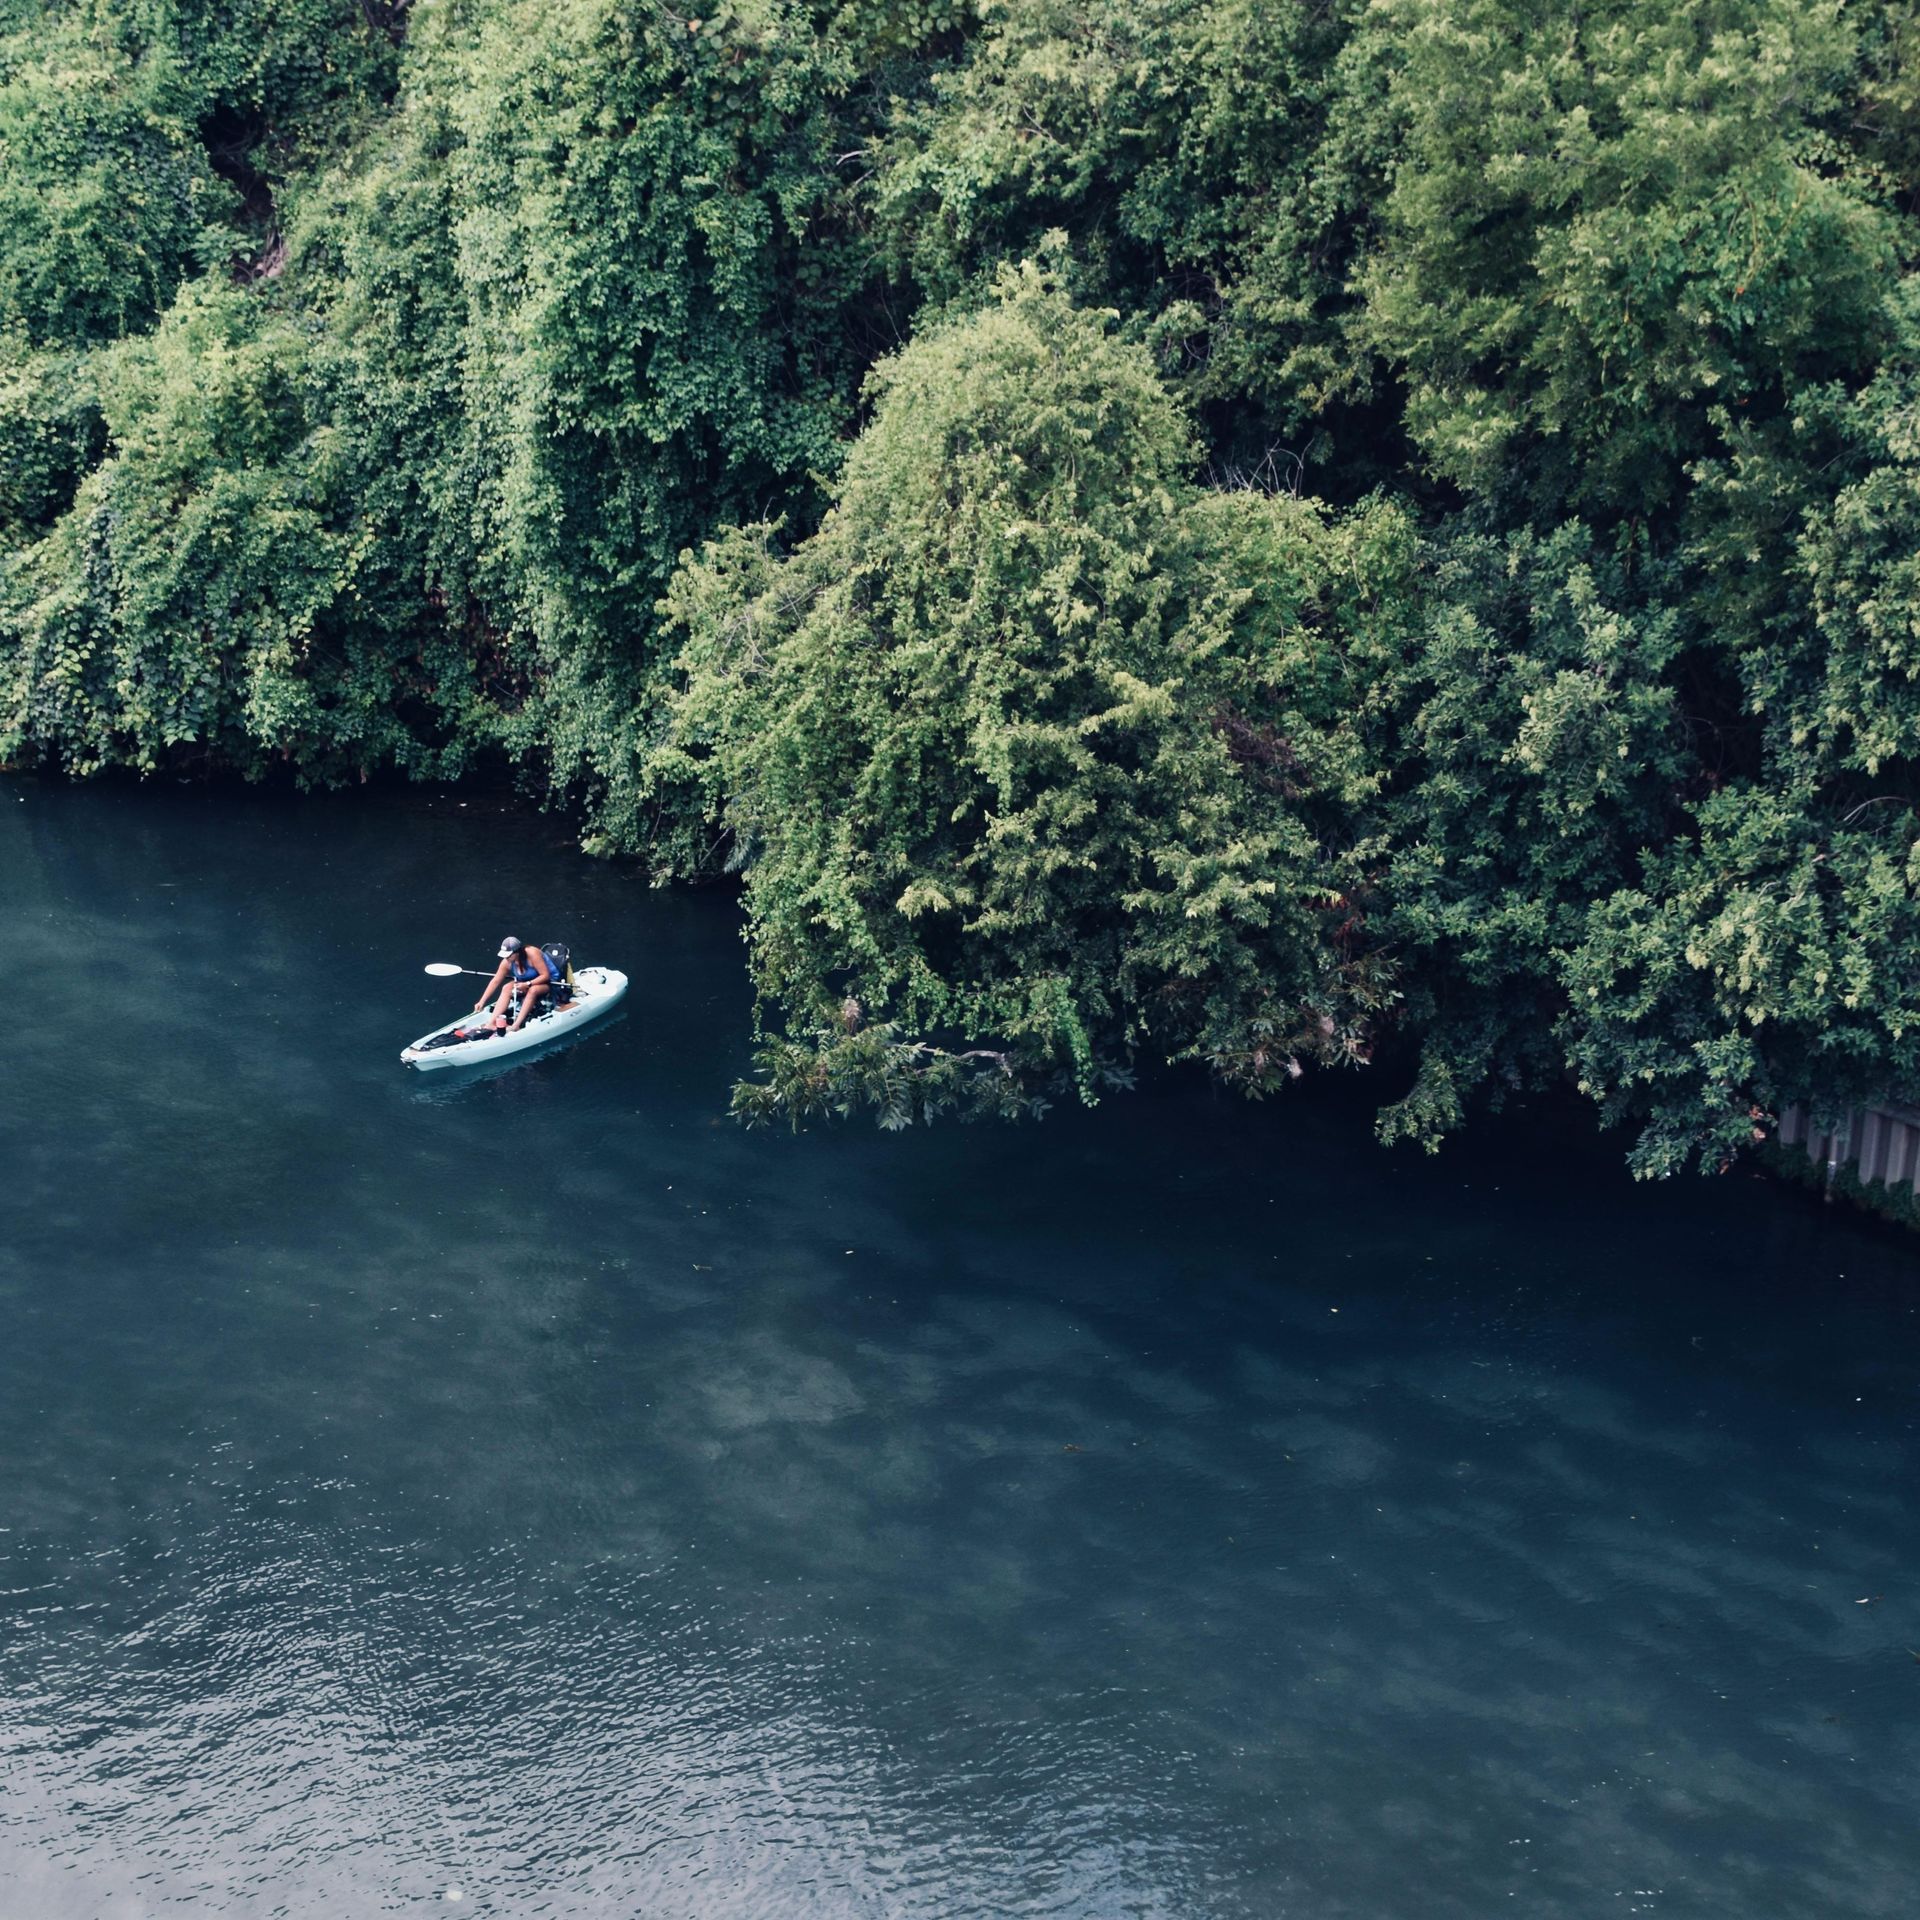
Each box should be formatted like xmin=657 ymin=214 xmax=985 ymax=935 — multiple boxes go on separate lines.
xmin=2 ymin=774 xmax=1917 ymax=1918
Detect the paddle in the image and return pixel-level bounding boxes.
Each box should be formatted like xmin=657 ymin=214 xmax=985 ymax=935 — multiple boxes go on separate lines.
xmin=426 ymin=959 xmax=511 ymax=1029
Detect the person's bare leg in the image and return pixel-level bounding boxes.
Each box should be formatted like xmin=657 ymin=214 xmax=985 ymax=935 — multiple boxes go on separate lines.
xmin=509 ymin=982 xmax=547 ymax=1031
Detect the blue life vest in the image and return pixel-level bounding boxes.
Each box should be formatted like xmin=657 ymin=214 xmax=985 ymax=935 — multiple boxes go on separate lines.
xmin=509 ymin=944 xmax=571 ymax=1001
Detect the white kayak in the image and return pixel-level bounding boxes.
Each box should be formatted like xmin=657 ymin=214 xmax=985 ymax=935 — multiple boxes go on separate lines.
xmin=401 ymin=966 xmax=629 ymax=1071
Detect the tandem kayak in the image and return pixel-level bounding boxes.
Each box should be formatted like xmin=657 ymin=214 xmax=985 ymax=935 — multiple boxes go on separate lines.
xmin=401 ymin=966 xmax=629 ymax=1070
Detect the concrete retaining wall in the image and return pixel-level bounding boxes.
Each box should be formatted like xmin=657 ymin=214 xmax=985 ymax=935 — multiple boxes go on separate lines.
xmin=1778 ymin=1101 xmax=1920 ymax=1200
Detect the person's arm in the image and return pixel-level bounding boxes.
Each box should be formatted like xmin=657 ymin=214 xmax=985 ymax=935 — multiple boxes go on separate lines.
xmin=511 ymin=949 xmax=553 ymax=1023
xmin=504 ymin=950 xmax=553 ymax=1030
xmin=476 ymin=959 xmax=509 ymax=1011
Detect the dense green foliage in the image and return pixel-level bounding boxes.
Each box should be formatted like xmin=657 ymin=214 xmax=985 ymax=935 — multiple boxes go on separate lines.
xmin=6 ymin=0 xmax=1920 ymax=1172
xmin=654 ymin=261 xmax=1406 ymax=1122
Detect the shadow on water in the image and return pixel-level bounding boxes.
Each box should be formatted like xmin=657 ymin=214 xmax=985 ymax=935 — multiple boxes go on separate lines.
xmin=3 ymin=773 xmax=1919 ymax=1920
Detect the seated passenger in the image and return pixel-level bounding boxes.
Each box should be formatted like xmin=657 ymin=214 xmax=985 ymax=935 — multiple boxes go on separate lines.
xmin=475 ymin=936 xmax=556 ymax=1032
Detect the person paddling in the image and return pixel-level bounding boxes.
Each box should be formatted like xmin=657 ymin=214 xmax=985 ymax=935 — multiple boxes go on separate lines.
xmin=475 ymin=936 xmax=555 ymax=1033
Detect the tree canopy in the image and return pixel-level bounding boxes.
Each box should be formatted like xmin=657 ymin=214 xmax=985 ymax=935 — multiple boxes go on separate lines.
xmin=6 ymin=0 xmax=1920 ymax=1172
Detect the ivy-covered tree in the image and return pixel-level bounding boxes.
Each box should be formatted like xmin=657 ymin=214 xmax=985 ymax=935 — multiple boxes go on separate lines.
xmin=1358 ymin=0 xmax=1900 ymax=520
xmin=3 ymin=0 xmax=937 ymax=825
xmin=8 ymin=0 xmax=1920 ymax=1178
xmin=872 ymin=0 xmax=1395 ymax=480
xmin=653 ymin=264 xmax=1410 ymax=1124
xmin=1372 ymin=525 xmax=1691 ymax=1149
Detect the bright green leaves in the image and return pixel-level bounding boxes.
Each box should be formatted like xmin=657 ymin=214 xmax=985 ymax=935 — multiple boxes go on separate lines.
xmin=0 ymin=19 xmax=225 ymax=349
xmin=0 ymin=1 xmax=398 ymax=352
xmin=8 ymin=0 xmax=1920 ymax=1179
xmin=416 ymin=0 xmax=892 ymax=841
xmin=0 ymin=346 xmax=105 ymax=541
xmin=2 ymin=283 xmax=480 ymax=782
xmin=1563 ymin=787 xmax=1920 ymax=1175
xmin=1360 ymin=0 xmax=1899 ymax=515
xmin=659 ymin=268 xmax=1411 ymax=1117
xmin=1792 ymin=302 xmax=1920 ymax=777
xmin=1 ymin=0 xmax=896 ymax=830
xmin=1369 ymin=525 xmax=1690 ymax=1150
xmin=873 ymin=0 xmax=1374 ymax=449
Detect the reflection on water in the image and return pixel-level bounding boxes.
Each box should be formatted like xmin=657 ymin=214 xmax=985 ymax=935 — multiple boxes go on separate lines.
xmin=403 ymin=1010 xmax=632 ymax=1104
xmin=3 ymin=775 xmax=1918 ymax=1918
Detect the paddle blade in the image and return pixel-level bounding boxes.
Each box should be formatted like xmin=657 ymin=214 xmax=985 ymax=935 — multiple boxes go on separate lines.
xmin=424 ymin=962 xmax=466 ymax=976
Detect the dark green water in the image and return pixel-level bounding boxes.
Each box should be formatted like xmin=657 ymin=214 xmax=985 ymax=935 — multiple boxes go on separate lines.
xmin=3 ymin=775 xmax=1917 ymax=1918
